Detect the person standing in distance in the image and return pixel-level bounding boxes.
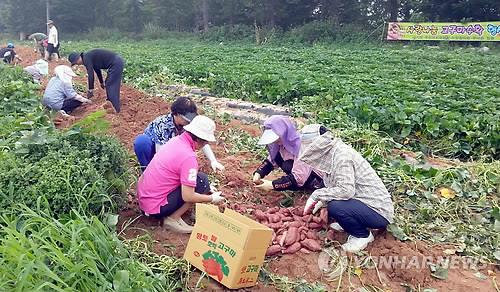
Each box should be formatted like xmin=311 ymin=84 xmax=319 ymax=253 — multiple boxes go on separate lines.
xmin=46 ymin=20 xmax=59 ymax=61
xmin=68 ymin=49 xmax=125 ymax=113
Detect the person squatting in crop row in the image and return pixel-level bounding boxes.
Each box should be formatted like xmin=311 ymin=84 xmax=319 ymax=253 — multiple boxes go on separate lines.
xmin=134 ymin=96 xmax=225 ymax=173
xmin=0 ymin=43 xmax=23 ymax=65
xmin=252 ymin=115 xmax=325 ymax=192
xmin=68 ymin=49 xmax=124 ymax=113
xmin=28 ymin=32 xmax=48 ymax=58
xmin=137 ymin=115 xmax=225 ymax=233
xmin=42 ymin=65 xmax=92 ymax=118
xmin=46 ymin=20 xmax=60 ymax=61
xmin=23 ymin=59 xmax=49 ymax=84
xmin=300 ymin=126 xmax=394 ymax=253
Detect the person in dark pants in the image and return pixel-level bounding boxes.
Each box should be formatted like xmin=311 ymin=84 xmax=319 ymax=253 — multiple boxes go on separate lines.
xmin=252 ymin=116 xmax=325 ymax=192
xmin=137 ymin=116 xmax=225 ymax=233
xmin=0 ymin=43 xmax=22 ymax=64
xmin=68 ymin=49 xmax=124 ymax=113
xmin=42 ymin=65 xmax=91 ymax=117
xmin=46 ymin=20 xmax=60 ymax=61
xmin=300 ymin=131 xmax=394 ymax=253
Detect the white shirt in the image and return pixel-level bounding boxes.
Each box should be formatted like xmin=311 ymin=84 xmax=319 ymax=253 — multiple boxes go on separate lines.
xmin=48 ymin=26 xmax=58 ymax=46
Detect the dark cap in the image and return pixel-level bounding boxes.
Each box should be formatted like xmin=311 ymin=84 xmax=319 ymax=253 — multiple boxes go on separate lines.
xmin=180 ymin=112 xmax=197 ymax=122
xmin=68 ymin=52 xmax=81 ymax=65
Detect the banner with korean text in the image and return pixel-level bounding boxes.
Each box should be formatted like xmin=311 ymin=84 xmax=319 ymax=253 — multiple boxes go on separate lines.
xmin=387 ymin=22 xmax=500 ymax=41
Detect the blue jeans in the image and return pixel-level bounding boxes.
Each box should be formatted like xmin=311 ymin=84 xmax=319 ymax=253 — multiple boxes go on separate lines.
xmin=134 ymin=134 xmax=155 ymax=171
xmin=327 ymin=199 xmax=389 ymax=238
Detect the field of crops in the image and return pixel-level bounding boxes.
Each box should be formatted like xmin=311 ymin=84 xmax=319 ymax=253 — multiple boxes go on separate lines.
xmin=65 ymin=40 xmax=500 ymax=160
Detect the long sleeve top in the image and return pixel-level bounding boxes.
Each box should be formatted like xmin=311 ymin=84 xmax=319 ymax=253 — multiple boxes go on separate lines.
xmin=48 ymin=26 xmax=58 ymax=46
xmin=82 ymin=49 xmax=118 ymax=90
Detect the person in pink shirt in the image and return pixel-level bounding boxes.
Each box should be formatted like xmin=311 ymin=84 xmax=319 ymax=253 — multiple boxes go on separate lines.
xmin=253 ymin=115 xmax=326 ymax=192
xmin=137 ymin=115 xmax=225 ymax=233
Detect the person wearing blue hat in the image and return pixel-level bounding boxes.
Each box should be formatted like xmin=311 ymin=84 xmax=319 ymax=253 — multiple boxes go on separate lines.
xmin=68 ymin=49 xmax=124 ymax=113
xmin=0 ymin=43 xmax=22 ymax=64
xmin=133 ymin=96 xmax=225 ymax=173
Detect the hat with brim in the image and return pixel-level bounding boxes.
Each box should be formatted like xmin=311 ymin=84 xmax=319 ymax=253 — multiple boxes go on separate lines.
xmin=180 ymin=112 xmax=197 ymax=123
xmin=183 ymin=115 xmax=216 ymax=142
xmin=258 ymin=129 xmax=279 ymax=145
xmin=68 ymin=52 xmax=81 ymax=66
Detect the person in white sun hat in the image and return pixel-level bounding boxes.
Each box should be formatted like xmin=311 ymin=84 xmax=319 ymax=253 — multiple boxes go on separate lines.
xmin=300 ymin=128 xmax=394 ymax=253
xmin=137 ymin=115 xmax=225 ymax=234
xmin=23 ymin=59 xmax=49 ymax=83
xmin=42 ymin=65 xmax=91 ymax=118
xmin=252 ymin=115 xmax=325 ymax=193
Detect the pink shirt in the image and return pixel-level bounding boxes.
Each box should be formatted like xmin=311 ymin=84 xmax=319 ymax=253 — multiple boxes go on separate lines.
xmin=137 ymin=132 xmax=198 ymax=214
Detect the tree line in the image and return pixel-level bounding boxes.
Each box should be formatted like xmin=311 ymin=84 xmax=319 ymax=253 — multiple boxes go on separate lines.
xmin=0 ymin=0 xmax=499 ymax=36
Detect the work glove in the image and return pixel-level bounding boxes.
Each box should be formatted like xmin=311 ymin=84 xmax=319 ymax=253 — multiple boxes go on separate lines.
xmin=303 ymin=196 xmax=323 ymax=215
xmin=87 ymin=89 xmax=94 ymax=99
xmin=252 ymin=173 xmax=262 ymax=184
xmin=100 ymin=82 xmax=106 ymax=89
xmin=255 ymin=179 xmax=273 ymax=191
xmin=74 ymin=95 xmax=92 ymax=104
xmin=210 ymin=160 xmax=225 ymax=172
xmin=210 ymin=191 xmax=225 ymax=204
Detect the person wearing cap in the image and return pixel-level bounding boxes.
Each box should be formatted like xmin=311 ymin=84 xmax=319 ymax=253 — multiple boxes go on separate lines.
xmin=300 ymin=131 xmax=394 ymax=253
xmin=28 ymin=32 xmax=48 ymax=57
xmin=137 ymin=115 xmax=225 ymax=233
xmin=68 ymin=49 xmax=124 ymax=113
xmin=253 ymin=116 xmax=325 ymax=192
xmin=23 ymin=59 xmax=49 ymax=83
xmin=42 ymin=65 xmax=92 ymax=117
xmin=46 ymin=20 xmax=59 ymax=61
xmin=0 ymin=43 xmax=22 ymax=64
xmin=134 ymin=96 xmax=225 ymax=173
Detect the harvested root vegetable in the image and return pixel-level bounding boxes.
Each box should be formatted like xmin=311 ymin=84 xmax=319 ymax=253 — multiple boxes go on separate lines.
xmin=267 ymin=207 xmax=279 ymax=214
xmin=320 ymin=208 xmax=328 ymax=224
xmin=304 ymin=214 xmax=313 ymax=223
xmin=312 ymin=216 xmax=322 ymax=224
xmin=254 ymin=210 xmax=267 ymax=221
xmin=309 ymin=222 xmax=322 ymax=229
xmin=293 ymin=215 xmax=303 ymax=222
xmin=306 ymin=230 xmax=319 ymax=240
xmin=300 ymin=248 xmax=311 ymax=254
xmin=282 ymin=216 xmax=293 ymax=222
xmin=279 ymin=231 xmax=288 ymax=246
xmin=301 ymin=239 xmax=322 ymax=251
xmin=266 ymin=245 xmax=282 ymax=256
xmin=283 ymin=242 xmax=301 ymax=254
xmin=268 ymin=223 xmax=282 ymax=230
xmin=288 ymin=221 xmax=302 ymax=228
xmin=292 ymin=208 xmax=303 ymax=216
xmin=269 ymin=214 xmax=281 ymax=223
xmin=300 ymin=233 xmax=306 ymax=241
xmin=326 ymin=230 xmax=335 ymax=241
xmin=284 ymin=227 xmax=299 ymax=246
xmin=298 ymin=226 xmax=308 ymax=234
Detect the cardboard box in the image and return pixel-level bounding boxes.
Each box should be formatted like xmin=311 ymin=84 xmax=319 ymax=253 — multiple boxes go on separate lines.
xmin=184 ymin=204 xmax=273 ymax=289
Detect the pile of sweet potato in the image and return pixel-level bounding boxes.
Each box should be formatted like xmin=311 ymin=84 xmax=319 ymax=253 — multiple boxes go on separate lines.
xmin=253 ymin=206 xmax=328 ymax=256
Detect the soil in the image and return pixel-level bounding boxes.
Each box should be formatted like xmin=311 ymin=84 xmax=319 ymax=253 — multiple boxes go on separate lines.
xmin=17 ymin=46 xmax=498 ymax=291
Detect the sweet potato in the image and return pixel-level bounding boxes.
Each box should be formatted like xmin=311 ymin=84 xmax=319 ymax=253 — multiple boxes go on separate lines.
xmin=269 ymin=214 xmax=281 ymax=223
xmin=301 ymin=239 xmax=322 ymax=251
xmin=306 ymin=230 xmax=319 ymax=240
xmin=312 ymin=216 xmax=322 ymax=224
xmin=268 ymin=223 xmax=282 ymax=230
xmin=284 ymin=227 xmax=299 ymax=246
xmin=288 ymin=221 xmax=302 ymax=228
xmin=309 ymin=222 xmax=322 ymax=229
xmin=319 ymin=208 xmax=328 ymax=225
xmin=304 ymin=214 xmax=313 ymax=223
xmin=300 ymin=233 xmax=306 ymax=241
xmin=282 ymin=242 xmax=301 ymax=254
xmin=267 ymin=207 xmax=279 ymax=214
xmin=282 ymin=208 xmax=292 ymax=216
xmin=254 ymin=210 xmax=267 ymax=221
xmin=293 ymin=215 xmax=303 ymax=222
xmin=298 ymin=226 xmax=308 ymax=233
xmin=300 ymin=248 xmax=311 ymax=254
xmin=282 ymin=216 xmax=293 ymax=222
xmin=326 ymin=230 xmax=335 ymax=241
xmin=266 ymin=245 xmax=282 ymax=256
xmin=292 ymin=208 xmax=303 ymax=216
xmin=279 ymin=231 xmax=287 ymax=246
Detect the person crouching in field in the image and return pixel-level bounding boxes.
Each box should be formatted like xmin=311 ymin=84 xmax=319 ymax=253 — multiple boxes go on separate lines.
xmin=23 ymin=59 xmax=48 ymax=84
xmin=252 ymin=115 xmax=325 ymax=192
xmin=133 ymin=96 xmax=225 ymax=173
xmin=0 ymin=43 xmax=23 ymax=65
xmin=28 ymin=32 xmax=48 ymax=58
xmin=137 ymin=116 xmax=225 ymax=233
xmin=42 ymin=65 xmax=92 ymax=118
xmin=300 ymin=128 xmax=394 ymax=253
xmin=68 ymin=49 xmax=124 ymax=113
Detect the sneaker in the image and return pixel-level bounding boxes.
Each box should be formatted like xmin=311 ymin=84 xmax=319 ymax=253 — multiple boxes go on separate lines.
xmin=341 ymin=232 xmax=374 ymax=253
xmin=163 ymin=217 xmax=193 ymax=234
xmin=178 ymin=217 xmax=194 ymax=230
xmin=330 ymin=222 xmax=344 ymax=232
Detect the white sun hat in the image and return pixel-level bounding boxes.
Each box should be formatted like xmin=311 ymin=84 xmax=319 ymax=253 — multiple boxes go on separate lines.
xmin=183 ymin=115 xmax=216 ymax=142
xmin=54 ymin=65 xmax=77 ymax=84
xmin=257 ymin=128 xmax=279 ymax=145
xmin=35 ymin=59 xmax=49 ymax=75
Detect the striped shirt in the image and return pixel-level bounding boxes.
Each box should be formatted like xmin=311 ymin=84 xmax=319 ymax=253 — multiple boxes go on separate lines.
xmin=299 ymin=133 xmax=394 ymax=223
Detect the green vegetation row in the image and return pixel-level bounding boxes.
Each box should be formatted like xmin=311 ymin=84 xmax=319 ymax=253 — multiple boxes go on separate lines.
xmin=0 ymin=64 xmax=191 ymax=290
xmin=65 ymin=40 xmax=499 ymax=160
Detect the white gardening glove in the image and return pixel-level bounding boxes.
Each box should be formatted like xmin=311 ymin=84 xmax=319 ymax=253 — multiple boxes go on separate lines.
xmin=255 ymin=179 xmax=273 ymax=191
xmin=210 ymin=184 xmax=218 ymax=193
xmin=252 ymin=173 xmax=262 ymax=183
xmin=210 ymin=160 xmax=225 ymax=172
xmin=74 ymin=95 xmax=92 ymax=104
xmin=312 ymin=200 xmax=324 ymax=214
xmin=210 ymin=191 xmax=225 ymax=204
xmin=303 ymin=196 xmax=320 ymax=215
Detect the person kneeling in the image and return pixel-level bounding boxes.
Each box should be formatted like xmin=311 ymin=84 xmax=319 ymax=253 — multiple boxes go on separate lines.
xmin=301 ymin=131 xmax=394 ymax=253
xmin=42 ymin=65 xmax=91 ymax=118
xmin=137 ymin=115 xmax=225 ymax=233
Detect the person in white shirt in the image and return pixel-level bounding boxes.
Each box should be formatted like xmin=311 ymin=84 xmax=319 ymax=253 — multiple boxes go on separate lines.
xmin=46 ymin=20 xmax=59 ymax=61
